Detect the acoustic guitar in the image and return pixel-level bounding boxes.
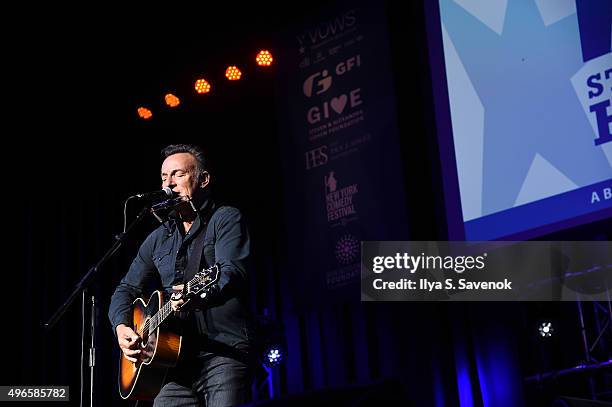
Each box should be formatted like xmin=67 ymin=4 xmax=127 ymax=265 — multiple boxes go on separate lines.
xmin=118 ymin=264 xmax=220 ymax=400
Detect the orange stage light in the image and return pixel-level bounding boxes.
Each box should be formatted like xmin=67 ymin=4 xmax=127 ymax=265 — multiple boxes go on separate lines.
xmin=164 ymin=93 xmax=180 ymax=107
xmin=137 ymin=107 xmax=152 ymax=120
xmin=255 ymin=50 xmax=273 ymax=66
xmin=194 ymin=79 xmax=211 ymax=94
xmin=225 ymin=66 xmax=242 ymax=80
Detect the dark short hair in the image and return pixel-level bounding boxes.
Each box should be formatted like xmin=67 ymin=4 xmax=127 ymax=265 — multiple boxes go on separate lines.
xmin=161 ymin=144 xmax=209 ymax=182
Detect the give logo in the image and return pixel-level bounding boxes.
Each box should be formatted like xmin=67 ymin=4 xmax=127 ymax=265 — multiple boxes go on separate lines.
xmin=307 ymin=89 xmax=362 ymax=124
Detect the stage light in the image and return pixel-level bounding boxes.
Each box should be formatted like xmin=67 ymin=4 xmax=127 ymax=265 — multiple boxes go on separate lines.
xmin=538 ymin=321 xmax=554 ymax=338
xmin=194 ymin=79 xmax=211 ymax=94
xmin=225 ymin=66 xmax=242 ymax=80
xmin=164 ymin=93 xmax=180 ymax=107
xmin=256 ymin=50 xmax=273 ymax=66
xmin=264 ymin=346 xmax=284 ymax=367
xmin=137 ymin=107 xmax=152 ymax=120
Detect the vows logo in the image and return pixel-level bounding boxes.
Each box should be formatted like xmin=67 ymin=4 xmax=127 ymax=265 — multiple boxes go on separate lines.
xmin=296 ymin=9 xmax=357 ymax=48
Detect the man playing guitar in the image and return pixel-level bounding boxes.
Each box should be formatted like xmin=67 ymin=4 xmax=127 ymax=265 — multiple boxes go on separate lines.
xmin=109 ymin=144 xmax=254 ymax=406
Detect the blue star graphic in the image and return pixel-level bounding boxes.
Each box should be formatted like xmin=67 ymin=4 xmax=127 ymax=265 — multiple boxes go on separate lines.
xmin=442 ymin=0 xmax=612 ymax=216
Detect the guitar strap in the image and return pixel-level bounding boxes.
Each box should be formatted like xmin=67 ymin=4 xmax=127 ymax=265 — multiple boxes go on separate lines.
xmin=182 ymin=202 xmax=218 ymax=284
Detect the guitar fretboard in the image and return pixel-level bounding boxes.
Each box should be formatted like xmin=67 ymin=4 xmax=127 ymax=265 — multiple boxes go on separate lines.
xmin=138 ymin=300 xmax=173 ymax=337
xmin=136 ymin=264 xmax=218 ymax=336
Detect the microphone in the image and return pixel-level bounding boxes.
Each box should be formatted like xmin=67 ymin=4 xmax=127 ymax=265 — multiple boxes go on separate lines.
xmin=133 ymin=187 xmax=175 ymax=200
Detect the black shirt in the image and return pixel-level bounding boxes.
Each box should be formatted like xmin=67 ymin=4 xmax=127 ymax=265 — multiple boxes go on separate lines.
xmin=108 ymin=198 xmax=253 ymax=351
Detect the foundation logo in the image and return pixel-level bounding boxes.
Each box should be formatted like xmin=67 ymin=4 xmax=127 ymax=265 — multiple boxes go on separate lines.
xmin=335 ymin=233 xmax=360 ymax=265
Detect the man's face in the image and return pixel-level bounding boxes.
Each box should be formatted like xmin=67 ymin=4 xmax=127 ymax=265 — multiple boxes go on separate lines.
xmin=161 ymin=152 xmax=207 ymax=199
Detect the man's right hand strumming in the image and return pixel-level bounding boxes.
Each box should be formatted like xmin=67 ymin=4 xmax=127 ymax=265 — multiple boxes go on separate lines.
xmin=116 ymin=324 xmax=141 ymax=363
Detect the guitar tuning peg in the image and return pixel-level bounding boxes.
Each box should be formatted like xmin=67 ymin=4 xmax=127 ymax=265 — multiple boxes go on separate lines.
xmin=200 ymin=292 xmax=207 ymax=299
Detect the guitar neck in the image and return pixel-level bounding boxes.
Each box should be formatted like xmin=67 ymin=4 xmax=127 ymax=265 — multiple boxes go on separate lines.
xmin=137 ymin=264 xmax=218 ymax=337
xmin=138 ymin=299 xmax=174 ymax=337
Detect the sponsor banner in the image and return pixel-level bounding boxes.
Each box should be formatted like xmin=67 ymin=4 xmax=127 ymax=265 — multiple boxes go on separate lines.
xmin=277 ymin=0 xmax=408 ymax=304
xmin=362 ymin=241 xmax=612 ymax=301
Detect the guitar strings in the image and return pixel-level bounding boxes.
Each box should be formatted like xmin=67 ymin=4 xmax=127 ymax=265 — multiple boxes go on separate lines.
xmin=135 ymin=266 xmax=216 ymax=336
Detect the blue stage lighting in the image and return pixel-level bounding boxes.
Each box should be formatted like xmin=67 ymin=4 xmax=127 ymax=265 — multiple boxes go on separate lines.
xmin=265 ymin=346 xmax=283 ymax=367
xmin=538 ymin=321 xmax=554 ymax=338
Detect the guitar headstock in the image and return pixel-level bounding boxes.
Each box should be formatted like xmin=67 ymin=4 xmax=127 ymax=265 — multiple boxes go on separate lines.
xmin=184 ymin=264 xmax=220 ymax=299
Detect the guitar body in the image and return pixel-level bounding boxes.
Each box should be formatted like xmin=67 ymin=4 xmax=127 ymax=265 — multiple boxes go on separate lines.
xmin=116 ymin=264 xmax=219 ymax=400
xmin=119 ymin=290 xmax=182 ymax=400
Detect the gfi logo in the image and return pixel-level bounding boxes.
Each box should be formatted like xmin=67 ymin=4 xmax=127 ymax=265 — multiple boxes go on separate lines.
xmin=303 ymin=70 xmax=333 ymax=97
xmin=302 ymin=55 xmax=362 ymax=98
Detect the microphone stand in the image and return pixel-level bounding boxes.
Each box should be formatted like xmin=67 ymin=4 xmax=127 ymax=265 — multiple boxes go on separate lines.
xmin=44 ymin=204 xmax=153 ymax=407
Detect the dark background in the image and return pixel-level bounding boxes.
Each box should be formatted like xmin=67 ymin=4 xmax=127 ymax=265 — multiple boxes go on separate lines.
xmin=9 ymin=1 xmax=612 ymax=406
